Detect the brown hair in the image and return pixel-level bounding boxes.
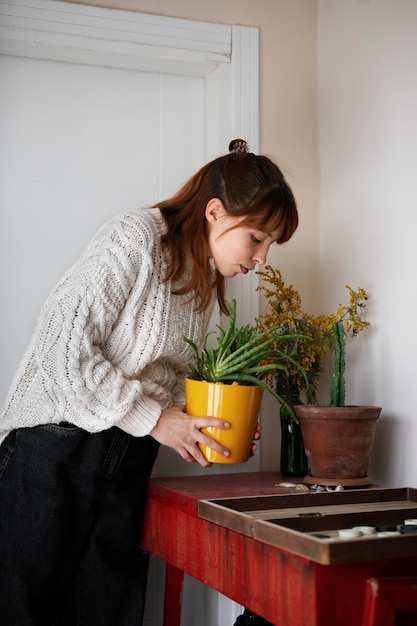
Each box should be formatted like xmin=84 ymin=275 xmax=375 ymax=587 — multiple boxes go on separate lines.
xmin=155 ymin=139 xmax=298 ymax=314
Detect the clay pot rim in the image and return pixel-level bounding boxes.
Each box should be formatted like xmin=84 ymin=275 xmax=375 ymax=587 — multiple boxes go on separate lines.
xmin=294 ymin=405 xmax=382 ymax=419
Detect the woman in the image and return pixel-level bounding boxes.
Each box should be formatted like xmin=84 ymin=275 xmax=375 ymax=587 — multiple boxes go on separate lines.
xmin=0 ymin=139 xmax=298 ymax=625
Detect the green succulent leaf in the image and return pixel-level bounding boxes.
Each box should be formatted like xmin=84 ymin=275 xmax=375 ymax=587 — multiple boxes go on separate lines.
xmin=184 ymin=299 xmax=311 ymax=421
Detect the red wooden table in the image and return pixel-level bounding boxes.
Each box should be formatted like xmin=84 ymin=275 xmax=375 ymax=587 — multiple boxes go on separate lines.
xmin=141 ymin=472 xmax=417 ymax=626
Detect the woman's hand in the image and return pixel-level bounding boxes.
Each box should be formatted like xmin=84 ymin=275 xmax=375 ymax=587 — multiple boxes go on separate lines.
xmin=149 ymin=405 xmax=231 ymax=467
xmin=249 ymin=421 xmax=262 ymax=457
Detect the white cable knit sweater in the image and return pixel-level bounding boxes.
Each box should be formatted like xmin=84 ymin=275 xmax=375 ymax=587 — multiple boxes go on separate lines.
xmin=0 ymin=208 xmax=214 ymax=444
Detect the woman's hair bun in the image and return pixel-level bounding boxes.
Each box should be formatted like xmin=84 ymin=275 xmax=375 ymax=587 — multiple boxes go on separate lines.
xmin=228 ymin=139 xmax=249 ymax=155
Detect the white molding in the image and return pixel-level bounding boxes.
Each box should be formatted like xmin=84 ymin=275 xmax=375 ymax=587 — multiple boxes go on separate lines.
xmin=229 ymin=25 xmax=260 ymax=328
xmin=0 ymin=0 xmax=231 ymax=76
xmin=231 ymin=25 xmax=259 ymax=152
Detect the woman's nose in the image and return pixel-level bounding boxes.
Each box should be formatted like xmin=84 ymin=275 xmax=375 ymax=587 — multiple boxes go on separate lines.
xmin=253 ymin=244 xmax=269 ymax=266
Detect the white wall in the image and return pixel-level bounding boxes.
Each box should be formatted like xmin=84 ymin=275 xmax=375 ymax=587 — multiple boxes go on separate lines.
xmin=318 ymin=0 xmax=417 ymax=488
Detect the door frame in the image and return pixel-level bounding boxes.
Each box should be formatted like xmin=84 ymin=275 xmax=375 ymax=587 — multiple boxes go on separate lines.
xmin=0 ymin=0 xmax=260 ymax=325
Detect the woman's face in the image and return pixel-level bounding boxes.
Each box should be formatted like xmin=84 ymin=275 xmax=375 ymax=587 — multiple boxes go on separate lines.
xmin=205 ymin=199 xmax=282 ymax=278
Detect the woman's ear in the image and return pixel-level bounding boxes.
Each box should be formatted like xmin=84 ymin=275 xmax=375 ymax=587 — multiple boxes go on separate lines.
xmin=205 ymin=198 xmax=226 ymax=224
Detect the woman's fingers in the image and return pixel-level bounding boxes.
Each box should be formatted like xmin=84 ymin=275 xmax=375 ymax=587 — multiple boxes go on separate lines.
xmin=149 ymin=407 xmax=231 ymax=467
xmin=150 ymin=409 xmax=263 ymax=467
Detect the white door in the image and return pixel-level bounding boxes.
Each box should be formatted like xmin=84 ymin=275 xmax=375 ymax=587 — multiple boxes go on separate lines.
xmin=0 ymin=2 xmax=259 ymax=624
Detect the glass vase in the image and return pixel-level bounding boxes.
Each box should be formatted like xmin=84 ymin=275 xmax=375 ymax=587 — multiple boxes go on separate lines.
xmin=280 ymin=403 xmax=308 ymax=477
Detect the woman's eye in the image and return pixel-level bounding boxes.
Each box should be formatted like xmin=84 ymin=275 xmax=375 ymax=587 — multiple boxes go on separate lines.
xmin=252 ymin=235 xmax=262 ymax=244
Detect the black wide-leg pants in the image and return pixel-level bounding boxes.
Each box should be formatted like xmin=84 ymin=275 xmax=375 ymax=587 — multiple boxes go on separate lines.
xmin=0 ymin=423 xmax=159 ymax=626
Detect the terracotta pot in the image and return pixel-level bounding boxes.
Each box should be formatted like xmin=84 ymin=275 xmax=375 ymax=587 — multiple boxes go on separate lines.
xmin=294 ymin=405 xmax=382 ymax=486
xmin=185 ymin=378 xmax=264 ymax=464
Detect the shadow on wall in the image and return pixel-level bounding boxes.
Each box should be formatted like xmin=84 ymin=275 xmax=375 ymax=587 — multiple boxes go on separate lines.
xmin=369 ymin=414 xmax=399 ymax=487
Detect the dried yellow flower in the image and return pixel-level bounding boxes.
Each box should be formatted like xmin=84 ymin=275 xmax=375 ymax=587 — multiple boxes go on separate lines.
xmin=256 ymin=266 xmax=369 ymax=406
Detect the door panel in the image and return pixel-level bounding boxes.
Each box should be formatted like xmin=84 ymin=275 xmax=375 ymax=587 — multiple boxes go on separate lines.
xmin=0 ymin=55 xmax=206 ymax=395
xmin=0 ymin=4 xmax=259 ymax=624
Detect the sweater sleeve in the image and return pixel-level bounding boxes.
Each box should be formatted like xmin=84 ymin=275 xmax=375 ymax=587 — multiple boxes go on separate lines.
xmin=31 ymin=211 xmax=166 ymax=435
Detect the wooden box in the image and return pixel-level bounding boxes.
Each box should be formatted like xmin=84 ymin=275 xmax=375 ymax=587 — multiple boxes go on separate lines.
xmin=199 ymin=487 xmax=417 ymax=564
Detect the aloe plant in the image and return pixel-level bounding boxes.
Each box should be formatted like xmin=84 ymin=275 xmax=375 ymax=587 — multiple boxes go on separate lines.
xmin=184 ymin=300 xmax=308 ymax=419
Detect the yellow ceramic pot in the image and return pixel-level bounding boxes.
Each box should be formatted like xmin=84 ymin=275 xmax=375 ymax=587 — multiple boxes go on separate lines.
xmin=185 ymin=378 xmax=264 ymax=464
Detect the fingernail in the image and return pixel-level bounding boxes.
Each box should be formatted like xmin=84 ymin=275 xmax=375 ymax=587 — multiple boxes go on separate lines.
xmin=223 ymin=422 xmax=230 ymax=428
xmin=223 ymin=450 xmax=230 ymax=457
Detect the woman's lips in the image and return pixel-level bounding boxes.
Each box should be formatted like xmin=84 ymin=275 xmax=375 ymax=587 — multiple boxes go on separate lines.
xmin=240 ymin=265 xmax=249 ymax=275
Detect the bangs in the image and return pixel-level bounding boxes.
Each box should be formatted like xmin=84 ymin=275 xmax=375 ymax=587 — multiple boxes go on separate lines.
xmin=240 ymin=185 xmax=298 ymax=243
